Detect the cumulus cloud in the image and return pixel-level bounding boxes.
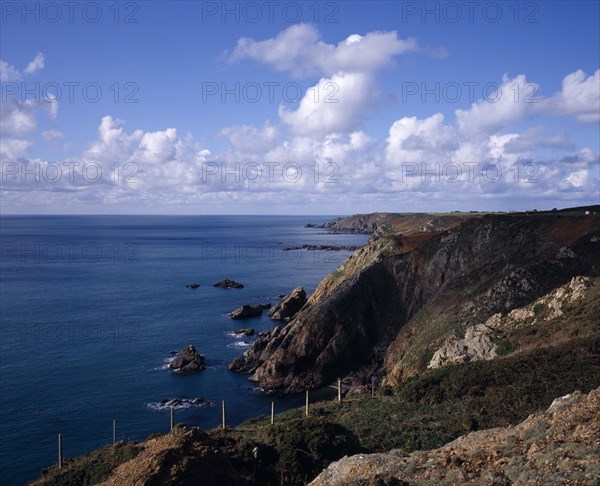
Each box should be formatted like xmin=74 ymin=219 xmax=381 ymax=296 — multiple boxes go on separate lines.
xmin=540 ymin=69 xmax=600 ymax=123
xmin=455 ymin=74 xmax=539 ymax=136
xmin=219 ymin=122 xmax=278 ymax=155
xmin=279 ymin=72 xmax=374 ymax=136
xmin=228 ymin=24 xmax=418 ymax=77
xmin=386 ymin=113 xmax=457 ymax=165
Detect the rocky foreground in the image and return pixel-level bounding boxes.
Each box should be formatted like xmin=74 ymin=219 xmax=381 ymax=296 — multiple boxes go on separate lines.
xmin=310 ymin=387 xmax=600 ymax=485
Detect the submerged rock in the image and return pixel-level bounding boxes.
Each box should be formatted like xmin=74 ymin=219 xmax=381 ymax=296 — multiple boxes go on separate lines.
xmin=170 ymin=345 xmax=206 ymax=373
xmin=185 ymin=283 xmax=200 ymax=289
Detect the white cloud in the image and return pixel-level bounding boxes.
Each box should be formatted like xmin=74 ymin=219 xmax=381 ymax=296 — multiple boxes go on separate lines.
xmin=0 ymin=60 xmax=22 ymax=82
xmin=219 ymin=122 xmax=278 ymax=155
xmin=279 ymin=72 xmax=373 ymax=136
xmin=386 ymin=113 xmax=457 ymax=165
xmin=228 ymin=24 xmax=418 ymax=77
xmin=0 ymin=138 xmax=32 ymax=160
xmin=455 ymin=74 xmax=539 ymax=136
xmin=540 ymin=69 xmax=600 ymax=123
xmin=24 ymin=52 xmax=45 ymax=75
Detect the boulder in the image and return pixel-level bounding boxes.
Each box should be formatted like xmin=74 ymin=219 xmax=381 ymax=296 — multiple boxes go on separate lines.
xmin=213 ymin=279 xmax=244 ymax=289
xmin=169 ymin=345 xmax=206 ymax=373
xmin=185 ymin=283 xmax=200 ymax=289
xmin=269 ymin=287 xmax=307 ymax=321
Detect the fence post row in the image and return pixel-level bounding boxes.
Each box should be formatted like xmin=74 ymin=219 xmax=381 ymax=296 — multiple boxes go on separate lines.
xmin=52 ymin=381 xmax=381 ymax=468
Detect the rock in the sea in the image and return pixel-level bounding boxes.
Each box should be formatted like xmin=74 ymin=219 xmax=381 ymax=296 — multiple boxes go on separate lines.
xmin=185 ymin=283 xmax=200 ymax=289
xmin=228 ymin=304 xmax=269 ymax=319
xmin=214 ymin=279 xmax=244 ymax=289
xmin=169 ymin=345 xmax=206 ymax=373
xmin=234 ymin=328 xmax=255 ymax=337
xmin=268 ymin=287 xmax=307 ymax=321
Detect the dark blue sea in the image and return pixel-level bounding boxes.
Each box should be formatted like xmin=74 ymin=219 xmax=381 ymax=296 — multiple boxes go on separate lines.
xmin=0 ymin=215 xmax=369 ymax=485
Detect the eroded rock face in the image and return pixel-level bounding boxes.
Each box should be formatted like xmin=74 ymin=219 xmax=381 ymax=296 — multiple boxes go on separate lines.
xmin=268 ymin=287 xmax=307 ymax=321
xmin=170 ymin=345 xmax=206 ymax=373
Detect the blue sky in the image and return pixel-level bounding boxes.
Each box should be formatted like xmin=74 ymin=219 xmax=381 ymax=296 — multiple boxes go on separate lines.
xmin=1 ymin=0 xmax=599 ymax=214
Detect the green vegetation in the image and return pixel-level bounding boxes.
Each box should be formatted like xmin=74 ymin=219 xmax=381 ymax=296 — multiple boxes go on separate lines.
xmin=39 ymin=442 xmax=141 ymax=486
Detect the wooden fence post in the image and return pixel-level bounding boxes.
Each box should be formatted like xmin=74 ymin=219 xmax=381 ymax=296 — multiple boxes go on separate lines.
xmin=170 ymin=406 xmax=174 ymax=431
xmin=337 ymin=378 xmax=342 ymax=402
xmin=371 ymin=377 xmax=375 ymax=397
xmin=271 ymin=401 xmax=274 ymax=425
xmin=222 ymin=400 xmax=226 ymax=430
xmin=305 ymin=389 xmax=309 ymax=416
xmin=58 ymin=434 xmax=63 ymax=469
xmin=113 ymin=419 xmax=116 ymax=445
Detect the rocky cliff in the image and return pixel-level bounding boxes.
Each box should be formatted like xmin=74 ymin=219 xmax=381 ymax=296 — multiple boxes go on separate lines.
xmin=231 ymin=209 xmax=600 ymax=393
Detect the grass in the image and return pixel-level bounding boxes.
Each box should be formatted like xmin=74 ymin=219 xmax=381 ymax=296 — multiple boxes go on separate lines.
xmin=38 ymin=442 xmax=141 ymax=486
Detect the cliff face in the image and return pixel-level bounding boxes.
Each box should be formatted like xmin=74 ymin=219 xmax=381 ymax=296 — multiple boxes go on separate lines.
xmin=231 ymin=210 xmax=600 ymax=393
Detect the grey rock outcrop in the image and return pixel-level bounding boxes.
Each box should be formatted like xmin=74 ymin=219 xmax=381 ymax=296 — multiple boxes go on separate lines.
xmin=268 ymin=287 xmax=307 ymax=321
xmin=428 ymin=324 xmax=498 ymax=369
xmin=228 ymin=304 xmax=270 ymax=319
xmin=170 ymin=345 xmax=206 ymax=373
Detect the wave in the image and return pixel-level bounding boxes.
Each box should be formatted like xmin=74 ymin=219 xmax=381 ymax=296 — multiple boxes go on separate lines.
xmin=154 ymin=356 xmax=175 ymax=370
xmin=227 ymin=341 xmax=251 ymax=349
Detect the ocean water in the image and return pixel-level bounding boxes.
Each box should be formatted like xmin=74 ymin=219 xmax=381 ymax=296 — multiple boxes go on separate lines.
xmin=0 ymin=215 xmax=369 ymax=485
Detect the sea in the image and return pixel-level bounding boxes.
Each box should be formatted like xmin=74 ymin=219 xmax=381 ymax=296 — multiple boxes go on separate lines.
xmin=0 ymin=215 xmax=369 ymax=485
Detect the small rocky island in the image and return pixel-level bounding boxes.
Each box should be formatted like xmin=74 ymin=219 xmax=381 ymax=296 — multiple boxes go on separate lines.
xmin=214 ymin=279 xmax=244 ymax=289
xmin=169 ymin=345 xmax=206 ymax=373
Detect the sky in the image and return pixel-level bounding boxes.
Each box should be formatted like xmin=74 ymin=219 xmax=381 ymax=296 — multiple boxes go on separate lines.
xmin=1 ymin=0 xmax=599 ymax=215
